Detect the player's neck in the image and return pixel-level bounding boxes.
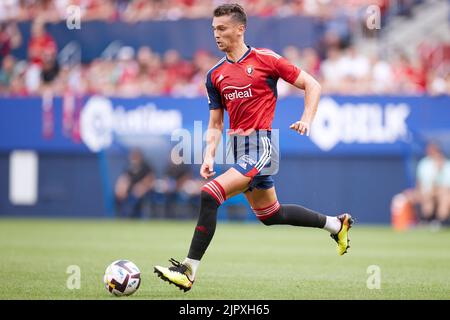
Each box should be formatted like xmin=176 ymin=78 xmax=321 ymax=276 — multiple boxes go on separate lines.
xmin=226 ymin=42 xmax=249 ymax=63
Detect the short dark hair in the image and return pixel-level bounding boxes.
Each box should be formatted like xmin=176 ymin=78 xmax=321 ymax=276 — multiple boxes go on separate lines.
xmin=213 ymin=3 xmax=247 ymax=26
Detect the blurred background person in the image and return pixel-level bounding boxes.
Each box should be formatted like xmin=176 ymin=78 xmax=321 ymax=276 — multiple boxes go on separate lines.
xmin=114 ymin=148 xmax=156 ymax=219
xmin=0 ymin=22 xmax=22 ymax=62
xmin=416 ymin=142 xmax=450 ymax=228
xmin=0 ymin=54 xmax=16 ymax=93
xmin=26 ymin=20 xmax=57 ymax=94
xmin=163 ymin=162 xmax=203 ymax=219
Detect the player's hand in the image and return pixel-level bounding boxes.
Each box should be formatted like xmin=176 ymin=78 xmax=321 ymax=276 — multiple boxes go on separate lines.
xmin=290 ymin=120 xmax=310 ymax=136
xmin=200 ymin=157 xmax=216 ymax=179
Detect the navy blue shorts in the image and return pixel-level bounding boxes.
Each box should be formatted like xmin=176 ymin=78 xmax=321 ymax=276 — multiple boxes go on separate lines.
xmin=225 ymin=130 xmax=278 ymax=192
xmin=227 ymin=130 xmax=279 ymax=177
xmin=246 ymin=175 xmax=274 ymax=192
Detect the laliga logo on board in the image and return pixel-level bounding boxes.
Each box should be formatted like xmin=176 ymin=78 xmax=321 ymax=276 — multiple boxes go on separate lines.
xmin=310 ymin=97 xmax=411 ymax=151
xmin=80 ymin=96 xmax=114 ymax=152
xmin=80 ymin=96 xmax=182 ymax=152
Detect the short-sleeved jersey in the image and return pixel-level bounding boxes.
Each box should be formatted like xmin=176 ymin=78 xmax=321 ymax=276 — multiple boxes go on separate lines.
xmin=205 ymin=46 xmax=301 ymax=134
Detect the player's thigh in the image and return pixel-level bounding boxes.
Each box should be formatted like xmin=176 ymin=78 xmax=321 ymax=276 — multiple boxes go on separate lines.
xmin=245 ymin=187 xmax=278 ymax=209
xmin=214 ymin=167 xmax=252 ymax=198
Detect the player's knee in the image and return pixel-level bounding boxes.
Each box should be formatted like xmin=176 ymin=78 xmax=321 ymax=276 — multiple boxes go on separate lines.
xmin=253 ymin=201 xmax=281 ymax=226
xmin=201 ymin=180 xmax=226 ymax=206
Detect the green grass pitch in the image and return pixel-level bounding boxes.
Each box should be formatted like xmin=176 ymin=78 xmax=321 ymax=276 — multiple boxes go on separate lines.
xmin=1 ymin=218 xmax=449 ymax=299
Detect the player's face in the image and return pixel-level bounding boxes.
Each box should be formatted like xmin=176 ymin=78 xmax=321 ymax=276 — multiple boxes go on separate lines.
xmin=212 ymin=15 xmax=245 ymax=52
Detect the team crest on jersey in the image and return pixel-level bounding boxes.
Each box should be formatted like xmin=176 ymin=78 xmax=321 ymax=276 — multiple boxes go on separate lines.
xmin=246 ymin=65 xmax=254 ymax=76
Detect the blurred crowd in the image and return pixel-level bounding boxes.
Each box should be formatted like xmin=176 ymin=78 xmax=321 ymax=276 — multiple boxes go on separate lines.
xmin=1 ymin=22 xmax=448 ymax=97
xmin=0 ymin=0 xmax=449 ymax=97
xmin=0 ymin=0 xmax=406 ymax=22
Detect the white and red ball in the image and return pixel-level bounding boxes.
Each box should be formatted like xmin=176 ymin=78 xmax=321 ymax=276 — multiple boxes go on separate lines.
xmin=104 ymin=260 xmax=141 ymax=296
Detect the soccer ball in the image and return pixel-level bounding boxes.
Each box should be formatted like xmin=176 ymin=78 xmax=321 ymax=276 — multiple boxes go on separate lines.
xmin=104 ymin=260 xmax=141 ymax=296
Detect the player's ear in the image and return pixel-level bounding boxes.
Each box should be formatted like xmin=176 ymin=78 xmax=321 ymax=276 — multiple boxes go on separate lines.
xmin=237 ymin=24 xmax=245 ymax=35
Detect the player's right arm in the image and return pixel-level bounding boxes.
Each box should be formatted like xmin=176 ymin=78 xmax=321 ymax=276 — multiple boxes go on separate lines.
xmin=202 ymin=66 xmax=225 ymax=179
xmin=201 ymin=108 xmax=224 ymax=179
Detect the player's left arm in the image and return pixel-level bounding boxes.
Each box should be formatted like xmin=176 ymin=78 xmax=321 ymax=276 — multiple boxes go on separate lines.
xmin=289 ymin=70 xmax=321 ymax=136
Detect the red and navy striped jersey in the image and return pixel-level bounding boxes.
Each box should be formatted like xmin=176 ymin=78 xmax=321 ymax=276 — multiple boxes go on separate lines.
xmin=205 ymin=46 xmax=301 ymax=135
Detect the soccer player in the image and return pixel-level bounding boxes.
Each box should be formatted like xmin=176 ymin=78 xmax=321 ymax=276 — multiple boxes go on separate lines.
xmin=154 ymin=3 xmax=353 ymax=292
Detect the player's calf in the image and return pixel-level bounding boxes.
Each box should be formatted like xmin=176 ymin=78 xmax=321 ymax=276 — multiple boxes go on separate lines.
xmin=155 ymin=179 xmax=228 ymax=291
xmin=187 ymin=180 xmax=226 ymax=260
xmin=253 ymin=202 xmax=354 ymax=255
xmin=252 ymin=202 xmax=327 ymax=228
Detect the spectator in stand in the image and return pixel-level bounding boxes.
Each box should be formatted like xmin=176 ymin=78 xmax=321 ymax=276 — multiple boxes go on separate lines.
xmin=138 ymin=46 xmax=167 ymax=96
xmin=339 ymin=45 xmax=371 ymax=94
xmin=33 ymin=0 xmax=61 ymax=23
xmin=136 ymin=46 xmax=153 ymax=95
xmin=6 ymin=59 xmax=27 ymax=96
xmin=40 ymin=49 xmax=60 ymax=88
xmin=26 ymin=20 xmax=57 ymax=94
xmin=0 ymin=55 xmax=16 ymax=93
xmin=79 ymin=0 xmax=118 ymax=21
xmin=300 ymin=47 xmax=321 ymax=79
xmin=369 ymin=52 xmax=395 ymax=94
xmin=392 ymin=52 xmax=427 ymax=94
xmin=428 ymin=72 xmax=450 ymax=96
xmin=162 ymin=49 xmax=194 ymax=95
xmin=28 ymin=20 xmax=57 ymax=66
xmin=189 ymin=49 xmax=218 ymax=97
xmin=279 ymin=46 xmax=303 ymax=96
xmin=115 ymin=46 xmax=140 ymax=97
xmin=0 ymin=22 xmax=22 ymax=62
xmin=0 ymin=0 xmax=20 ymax=22
xmin=85 ymin=58 xmax=116 ymax=96
xmin=320 ymin=46 xmax=345 ymax=93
